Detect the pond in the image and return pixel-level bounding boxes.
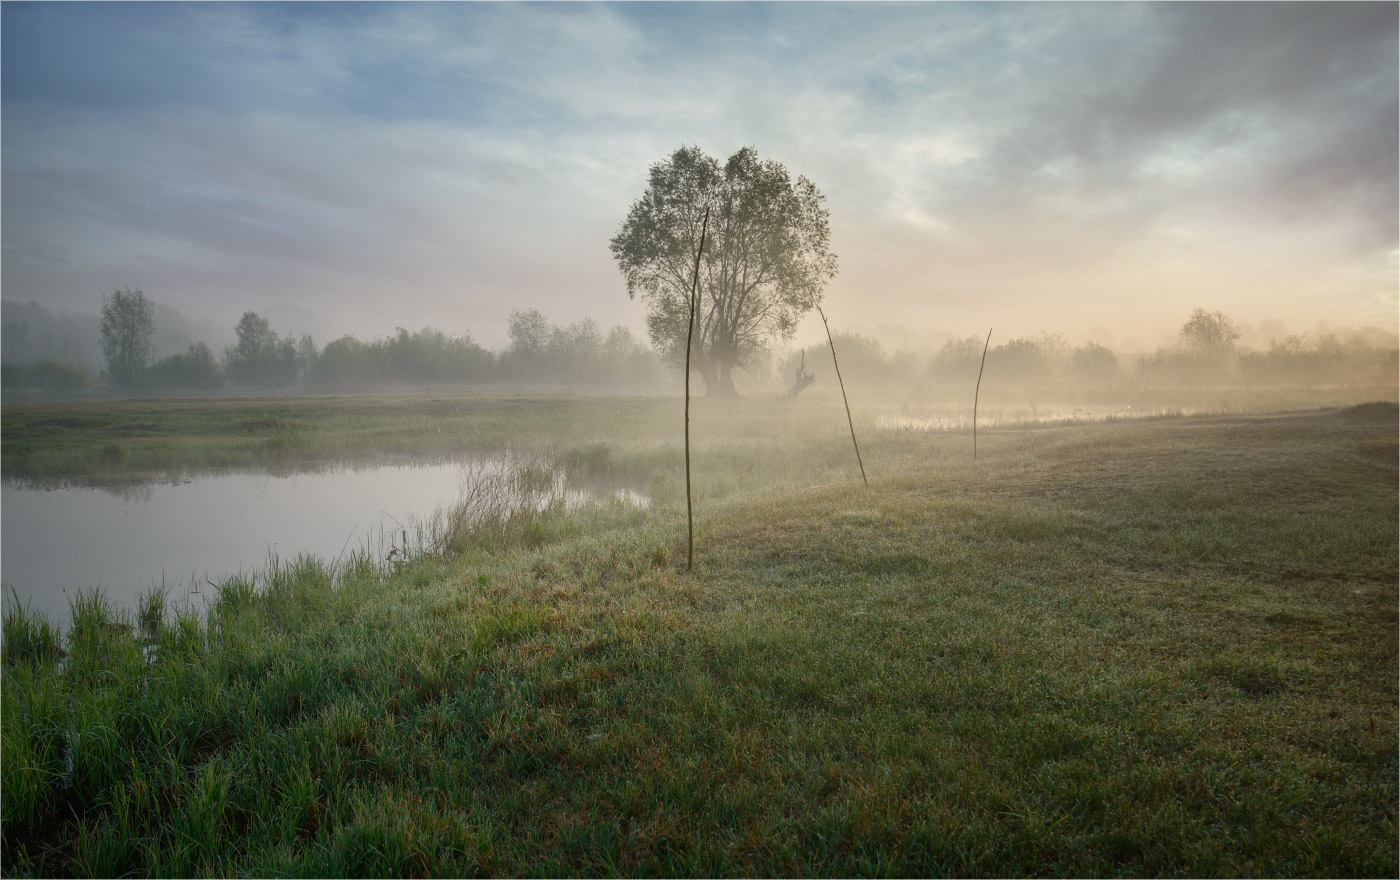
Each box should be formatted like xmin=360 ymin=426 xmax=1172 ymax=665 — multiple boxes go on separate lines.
xmin=1 ymin=459 xmax=645 ymax=629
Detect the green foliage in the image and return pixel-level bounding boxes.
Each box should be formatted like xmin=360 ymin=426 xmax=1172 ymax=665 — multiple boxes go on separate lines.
xmin=98 ymin=442 xmax=126 ymax=467
xmin=506 ymin=308 xmax=550 ymax=359
xmin=312 ymin=325 xmax=495 ymax=388
xmin=1 ymin=407 xmax=1396 ymax=876
xmin=148 ymin=341 xmax=222 ymax=389
xmin=611 ymin=145 xmax=838 ymax=396
xmin=225 ymin=311 xmax=300 ymax=387
xmin=2 ymin=600 xmax=62 ymax=667
xmin=99 ymin=288 xmax=154 ymax=386
xmin=500 ymin=311 xmax=666 ymax=386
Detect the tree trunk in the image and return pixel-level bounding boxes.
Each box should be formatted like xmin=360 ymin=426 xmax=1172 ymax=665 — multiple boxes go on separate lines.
xmin=704 ymin=360 xmax=739 ymax=397
xmin=787 ymin=351 xmax=815 ymax=398
xmin=696 ymin=359 xmax=718 ymax=396
xmin=712 ymin=367 xmax=739 ymax=397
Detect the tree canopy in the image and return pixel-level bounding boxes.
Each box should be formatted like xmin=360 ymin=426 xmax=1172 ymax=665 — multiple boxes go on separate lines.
xmin=99 ymin=287 xmax=154 ymax=385
xmin=225 ymin=311 xmax=299 ymax=386
xmin=610 ymin=145 xmax=838 ymax=396
xmin=1180 ymin=308 xmax=1241 ymax=358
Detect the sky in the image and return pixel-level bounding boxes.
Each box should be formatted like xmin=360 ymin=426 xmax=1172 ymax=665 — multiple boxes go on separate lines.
xmin=3 ymin=1 xmax=1396 ymax=352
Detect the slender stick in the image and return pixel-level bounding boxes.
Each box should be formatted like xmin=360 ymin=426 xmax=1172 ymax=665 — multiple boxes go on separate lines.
xmin=684 ymin=208 xmax=710 ymax=571
xmin=818 ymin=306 xmax=867 ymax=486
xmin=974 ymin=327 xmax=992 ymax=460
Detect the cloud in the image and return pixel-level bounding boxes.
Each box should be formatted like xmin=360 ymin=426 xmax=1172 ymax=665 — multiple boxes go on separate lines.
xmin=2 ymin=2 xmax=1394 ymax=346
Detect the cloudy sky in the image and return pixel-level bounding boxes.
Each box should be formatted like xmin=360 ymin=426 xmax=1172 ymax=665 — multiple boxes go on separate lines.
xmin=3 ymin=1 xmax=1396 ymax=350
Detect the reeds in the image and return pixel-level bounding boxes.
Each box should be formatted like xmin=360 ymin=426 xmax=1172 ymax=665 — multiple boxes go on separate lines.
xmin=421 ymin=456 xmax=589 ymax=557
xmin=1 ymin=593 xmax=62 ymax=667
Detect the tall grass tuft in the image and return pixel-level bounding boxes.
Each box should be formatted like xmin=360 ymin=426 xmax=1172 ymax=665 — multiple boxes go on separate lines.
xmin=2 ymin=597 xmax=62 ymax=668
xmin=66 ymin=589 xmax=134 ymax=683
xmin=426 ymin=458 xmax=569 ymax=556
xmin=562 ymin=441 xmax=612 ymax=479
xmin=137 ymin=584 xmax=168 ymax=641
xmin=1 ymin=656 xmax=67 ymax=830
xmin=98 ymin=442 xmax=126 ymax=468
xmin=215 ymin=574 xmax=258 ymax=618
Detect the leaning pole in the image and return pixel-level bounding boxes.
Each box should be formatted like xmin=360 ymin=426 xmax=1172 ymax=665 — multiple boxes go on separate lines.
xmin=974 ymin=327 xmax=992 ymax=460
xmin=817 ymin=306 xmax=867 ymax=487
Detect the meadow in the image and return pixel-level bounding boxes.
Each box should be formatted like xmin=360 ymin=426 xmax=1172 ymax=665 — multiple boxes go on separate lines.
xmin=2 ymin=390 xmax=1397 ymax=876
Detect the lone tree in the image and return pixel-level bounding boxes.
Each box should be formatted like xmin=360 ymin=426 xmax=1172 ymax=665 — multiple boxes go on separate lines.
xmin=99 ymin=287 xmax=154 ymax=385
xmin=611 ymin=145 xmax=838 ymax=397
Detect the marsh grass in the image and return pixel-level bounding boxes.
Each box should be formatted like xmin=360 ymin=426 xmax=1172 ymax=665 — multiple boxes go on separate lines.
xmin=422 ymin=458 xmax=572 ymax=556
xmin=1 ymin=596 xmax=62 ymax=668
xmin=1 ymin=401 xmax=1396 ymax=876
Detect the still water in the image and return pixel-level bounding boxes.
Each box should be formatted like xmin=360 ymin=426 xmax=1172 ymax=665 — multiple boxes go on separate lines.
xmin=875 ymin=403 xmax=1191 ymax=432
xmin=2 ymin=460 xmax=641 ymax=629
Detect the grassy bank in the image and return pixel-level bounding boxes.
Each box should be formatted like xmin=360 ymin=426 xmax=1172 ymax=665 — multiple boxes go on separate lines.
xmin=3 ymin=402 xmax=1397 ymax=876
xmin=0 ymin=393 xmax=667 ymax=484
xmin=3 ymin=384 xmax=1395 ymax=485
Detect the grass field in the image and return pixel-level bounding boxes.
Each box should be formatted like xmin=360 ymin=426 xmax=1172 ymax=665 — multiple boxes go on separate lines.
xmin=2 ymin=393 xmax=1397 ymax=876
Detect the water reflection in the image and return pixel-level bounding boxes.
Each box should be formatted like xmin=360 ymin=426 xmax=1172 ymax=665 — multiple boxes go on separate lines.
xmin=876 ymin=404 xmax=1189 ymax=432
xmin=1 ymin=457 xmax=646 ymax=629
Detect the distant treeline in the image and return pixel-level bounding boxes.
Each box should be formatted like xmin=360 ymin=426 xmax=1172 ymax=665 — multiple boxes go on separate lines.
xmin=4 ymin=298 xmax=1395 ymax=396
xmin=2 ymin=297 xmax=670 ymax=395
xmin=309 ymin=312 xmax=666 ymax=390
xmin=779 ymin=308 xmax=1397 ymax=392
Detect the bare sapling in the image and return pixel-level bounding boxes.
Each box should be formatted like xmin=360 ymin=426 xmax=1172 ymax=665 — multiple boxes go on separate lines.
xmin=817 ymin=306 xmax=867 ymax=486
xmin=685 ymin=207 xmax=710 ymax=571
xmin=974 ymin=327 xmax=992 ymax=460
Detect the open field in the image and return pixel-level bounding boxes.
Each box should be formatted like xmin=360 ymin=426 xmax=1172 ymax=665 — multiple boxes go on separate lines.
xmin=2 ymin=394 xmax=1397 ymax=876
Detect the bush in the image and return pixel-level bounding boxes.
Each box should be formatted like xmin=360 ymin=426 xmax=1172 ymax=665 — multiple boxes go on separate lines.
xmin=148 ymin=342 xmax=222 ymax=390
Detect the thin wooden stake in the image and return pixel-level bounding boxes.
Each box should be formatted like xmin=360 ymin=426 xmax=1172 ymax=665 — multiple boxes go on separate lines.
xmin=818 ymin=306 xmax=867 ymax=486
xmin=684 ymin=208 xmax=710 ymax=572
xmin=974 ymin=327 xmax=992 ymax=460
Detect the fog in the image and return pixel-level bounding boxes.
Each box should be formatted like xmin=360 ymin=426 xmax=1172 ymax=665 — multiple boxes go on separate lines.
xmin=7 ymin=7 xmax=1400 ymax=872
xmin=4 ymin=291 xmax=1395 ymax=402
xmin=2 ymin=2 xmax=1395 ymax=351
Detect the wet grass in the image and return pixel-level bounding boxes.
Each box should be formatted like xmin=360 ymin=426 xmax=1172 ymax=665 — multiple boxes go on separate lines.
xmin=1 ymin=400 xmax=1397 ymax=876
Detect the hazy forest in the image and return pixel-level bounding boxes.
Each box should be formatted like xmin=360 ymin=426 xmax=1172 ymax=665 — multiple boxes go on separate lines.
xmin=3 ymin=293 xmax=1396 ymax=398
